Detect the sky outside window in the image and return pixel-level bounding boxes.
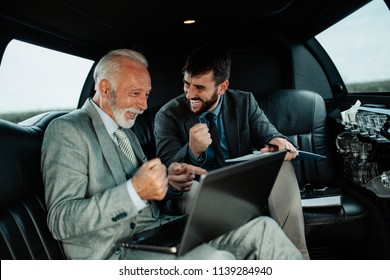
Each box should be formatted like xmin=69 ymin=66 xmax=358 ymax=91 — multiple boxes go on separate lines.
xmin=316 ymin=0 xmax=390 ymax=86
xmin=0 ymin=39 xmax=94 ymax=114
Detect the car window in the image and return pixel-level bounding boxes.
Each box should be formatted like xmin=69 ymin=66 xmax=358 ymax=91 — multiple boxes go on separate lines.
xmin=0 ymin=39 xmax=94 ymax=123
xmin=315 ymin=0 xmax=390 ymax=94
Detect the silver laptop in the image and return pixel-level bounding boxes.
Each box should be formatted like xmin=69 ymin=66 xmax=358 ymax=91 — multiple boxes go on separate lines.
xmin=117 ymin=150 xmax=286 ymax=256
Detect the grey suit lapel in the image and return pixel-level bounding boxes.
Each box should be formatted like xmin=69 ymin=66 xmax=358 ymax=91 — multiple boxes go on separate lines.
xmin=183 ymin=102 xmax=199 ymax=141
xmin=82 ymin=100 xmax=126 ymax=186
xmin=222 ymin=92 xmax=240 ymax=158
xmin=184 ymin=117 xmax=199 ymax=139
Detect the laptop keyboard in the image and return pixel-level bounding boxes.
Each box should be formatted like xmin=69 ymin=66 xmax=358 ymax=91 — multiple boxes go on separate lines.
xmin=132 ymin=216 xmax=187 ymax=247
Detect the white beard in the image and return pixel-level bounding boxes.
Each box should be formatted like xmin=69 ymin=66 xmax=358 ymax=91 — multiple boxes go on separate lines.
xmin=108 ymin=89 xmax=143 ymax=129
xmin=113 ymin=107 xmax=142 ymax=129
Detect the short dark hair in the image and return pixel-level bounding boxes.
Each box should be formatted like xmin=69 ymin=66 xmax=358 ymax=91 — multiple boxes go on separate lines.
xmin=182 ymin=46 xmax=231 ymax=85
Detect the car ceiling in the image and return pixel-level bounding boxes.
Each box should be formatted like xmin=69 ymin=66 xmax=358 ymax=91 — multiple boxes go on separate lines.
xmin=0 ymin=0 xmax=371 ymax=56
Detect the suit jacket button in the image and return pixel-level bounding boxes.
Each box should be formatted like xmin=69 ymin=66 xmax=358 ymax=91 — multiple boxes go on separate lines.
xmin=114 ymin=247 xmax=121 ymax=255
xmin=130 ymin=222 xmax=135 ymax=229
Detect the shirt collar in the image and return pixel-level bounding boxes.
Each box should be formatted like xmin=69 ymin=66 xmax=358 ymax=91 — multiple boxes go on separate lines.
xmin=201 ymin=95 xmax=224 ymax=119
xmin=90 ymin=99 xmax=118 ymax=140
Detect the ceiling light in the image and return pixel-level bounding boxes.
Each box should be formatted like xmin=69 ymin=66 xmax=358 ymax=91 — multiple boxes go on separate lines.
xmin=183 ymin=19 xmax=196 ymax=25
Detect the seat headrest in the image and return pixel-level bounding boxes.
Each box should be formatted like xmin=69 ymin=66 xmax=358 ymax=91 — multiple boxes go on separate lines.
xmin=0 ymin=120 xmax=43 ymax=207
xmin=257 ymin=89 xmax=326 ymax=136
xmin=0 ymin=111 xmax=68 ymax=208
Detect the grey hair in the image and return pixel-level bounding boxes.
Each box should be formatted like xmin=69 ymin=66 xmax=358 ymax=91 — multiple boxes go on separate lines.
xmin=93 ymin=49 xmax=149 ymax=91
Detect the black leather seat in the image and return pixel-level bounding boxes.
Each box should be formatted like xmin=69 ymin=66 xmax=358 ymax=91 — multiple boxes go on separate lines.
xmin=0 ymin=112 xmax=67 ymax=259
xmin=131 ymin=106 xmax=161 ymax=161
xmin=257 ymin=89 xmax=370 ymax=258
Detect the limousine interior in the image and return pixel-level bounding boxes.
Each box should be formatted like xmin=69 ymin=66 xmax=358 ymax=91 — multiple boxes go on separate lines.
xmin=1 ymin=0 xmax=389 ymax=260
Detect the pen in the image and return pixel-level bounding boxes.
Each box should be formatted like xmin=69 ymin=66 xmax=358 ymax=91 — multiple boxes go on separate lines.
xmin=253 ymin=149 xmax=299 ymax=154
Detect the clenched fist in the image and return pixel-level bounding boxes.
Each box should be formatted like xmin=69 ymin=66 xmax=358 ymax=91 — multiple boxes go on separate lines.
xmin=132 ymin=158 xmax=168 ymax=200
xmin=189 ymin=123 xmax=212 ymax=157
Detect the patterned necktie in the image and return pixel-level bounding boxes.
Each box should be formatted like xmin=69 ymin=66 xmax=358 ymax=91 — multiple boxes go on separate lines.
xmin=205 ymin=113 xmax=225 ymax=167
xmin=114 ymin=128 xmax=137 ymax=166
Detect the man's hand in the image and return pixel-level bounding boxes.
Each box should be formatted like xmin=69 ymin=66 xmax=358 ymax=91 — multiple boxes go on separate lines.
xmin=188 ymin=123 xmax=212 ymax=158
xmin=132 ymin=158 xmax=168 ymax=200
xmin=168 ymin=162 xmax=207 ymax=192
xmin=259 ymin=137 xmax=298 ymax=161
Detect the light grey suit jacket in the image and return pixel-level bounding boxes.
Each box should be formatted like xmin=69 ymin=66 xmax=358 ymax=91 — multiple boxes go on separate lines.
xmin=41 ymin=99 xmax=161 ymax=259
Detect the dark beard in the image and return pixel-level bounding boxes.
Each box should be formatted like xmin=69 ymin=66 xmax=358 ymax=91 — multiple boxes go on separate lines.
xmin=190 ymin=89 xmax=219 ymax=115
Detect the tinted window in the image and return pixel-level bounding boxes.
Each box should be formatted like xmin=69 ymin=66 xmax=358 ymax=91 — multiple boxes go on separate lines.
xmin=316 ymin=0 xmax=390 ymax=94
xmin=0 ymin=39 xmax=94 ymax=123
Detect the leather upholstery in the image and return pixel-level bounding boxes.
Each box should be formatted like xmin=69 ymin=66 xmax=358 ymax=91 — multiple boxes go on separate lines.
xmin=257 ymin=90 xmax=369 ymax=257
xmin=255 ymin=89 xmax=366 ymax=189
xmin=131 ymin=106 xmax=161 ymax=160
xmin=0 ymin=112 xmax=67 ymax=259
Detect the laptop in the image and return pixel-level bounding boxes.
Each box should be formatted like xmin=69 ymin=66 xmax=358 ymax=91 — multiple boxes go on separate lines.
xmin=117 ymin=149 xmax=286 ymax=256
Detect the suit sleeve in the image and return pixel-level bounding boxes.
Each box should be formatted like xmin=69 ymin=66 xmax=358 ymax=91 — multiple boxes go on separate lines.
xmin=154 ymin=103 xmax=195 ymax=167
